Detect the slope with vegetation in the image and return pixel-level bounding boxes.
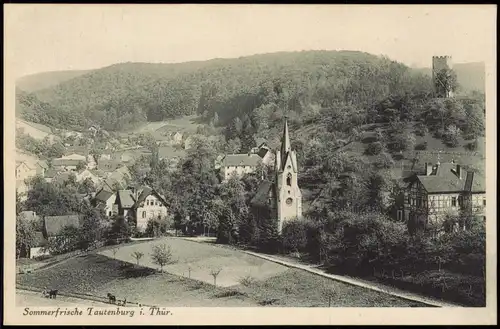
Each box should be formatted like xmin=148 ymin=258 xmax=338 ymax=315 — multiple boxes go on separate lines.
xmin=16 ymin=50 xmax=486 ymax=307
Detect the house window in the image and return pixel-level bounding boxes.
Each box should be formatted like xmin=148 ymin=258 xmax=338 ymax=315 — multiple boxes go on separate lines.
xmin=483 ymin=199 xmax=486 ymax=206
xmin=108 ymin=211 xmax=111 ymax=217
xmin=142 ymin=211 xmax=146 ymax=218
xmin=458 ymin=196 xmax=463 ymax=207
xmin=286 ymin=173 xmax=292 ymax=186
xmin=451 ymin=197 xmax=457 ymax=207
xmin=397 ymin=210 xmax=403 ymax=221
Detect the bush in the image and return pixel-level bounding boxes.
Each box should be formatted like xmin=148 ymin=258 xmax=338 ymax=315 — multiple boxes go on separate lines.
xmin=364 ymin=141 xmax=384 ymax=155
xmin=444 ymin=134 xmax=460 ymax=147
xmin=414 ymin=124 xmax=428 ymax=137
xmin=374 ymin=152 xmax=395 ymax=169
xmin=282 ymin=219 xmax=308 ymax=253
xmin=415 ymin=141 xmax=428 ymax=150
xmin=388 ymin=132 xmax=416 ymax=153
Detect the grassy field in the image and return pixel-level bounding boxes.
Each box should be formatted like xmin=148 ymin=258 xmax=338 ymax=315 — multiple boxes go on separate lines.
xmin=16 ymin=119 xmax=55 ymax=140
xmin=98 ymin=237 xmax=289 ymax=287
xmin=131 ymin=115 xmax=201 ymax=135
xmin=16 ymin=238 xmax=428 ymax=307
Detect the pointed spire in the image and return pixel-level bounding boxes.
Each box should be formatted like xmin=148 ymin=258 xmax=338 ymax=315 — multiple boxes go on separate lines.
xmin=281 ymin=117 xmax=291 ymax=158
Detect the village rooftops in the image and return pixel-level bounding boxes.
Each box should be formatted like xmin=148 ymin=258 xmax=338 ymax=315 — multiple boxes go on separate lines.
xmin=98 ymin=159 xmax=122 ymax=172
xmin=250 ymin=180 xmax=275 ymax=207
xmin=416 ymin=162 xmax=485 ymax=194
xmin=44 ymin=215 xmax=81 ymax=237
xmin=44 ymin=168 xmax=61 ymax=179
xmin=117 ymin=190 xmax=136 ymax=208
xmin=222 ymin=154 xmax=262 ymax=167
xmin=37 ymin=160 xmax=49 ymax=169
xmin=16 ymin=161 xmax=35 ymax=170
xmin=33 ymin=231 xmax=48 ymax=248
xmin=52 ymin=158 xmax=85 ymax=167
xmin=257 ymin=147 xmax=271 ymax=159
xmin=18 ymin=211 xmax=39 ymax=222
xmin=94 ymin=188 xmax=115 ymax=202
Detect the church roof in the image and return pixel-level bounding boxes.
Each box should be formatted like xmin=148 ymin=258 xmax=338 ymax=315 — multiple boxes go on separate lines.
xmin=251 ymin=180 xmax=275 ymax=207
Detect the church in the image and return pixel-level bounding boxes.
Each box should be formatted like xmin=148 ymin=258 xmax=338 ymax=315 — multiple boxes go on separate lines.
xmin=250 ymin=118 xmax=303 ymax=233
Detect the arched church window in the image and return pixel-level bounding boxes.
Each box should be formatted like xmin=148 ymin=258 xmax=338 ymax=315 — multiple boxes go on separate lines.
xmin=286 ymin=173 xmax=292 ymax=186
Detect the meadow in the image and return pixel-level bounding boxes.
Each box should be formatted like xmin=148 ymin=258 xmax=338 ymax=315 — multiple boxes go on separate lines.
xmin=17 ymin=238 xmax=428 ymax=307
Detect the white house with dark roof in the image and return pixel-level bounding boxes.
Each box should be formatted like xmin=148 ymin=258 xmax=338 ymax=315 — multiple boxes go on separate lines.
xmin=221 ymin=153 xmax=263 ymax=181
xmin=93 ymin=188 xmax=117 ymax=217
xmin=111 ymin=186 xmax=169 ymax=232
xmin=43 ymin=215 xmax=81 ymax=250
xmin=52 ymin=158 xmax=86 ymax=171
xmin=404 ymin=161 xmax=486 ymax=232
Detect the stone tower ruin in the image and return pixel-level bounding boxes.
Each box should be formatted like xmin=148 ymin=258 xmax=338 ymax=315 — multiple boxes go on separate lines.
xmin=432 ymin=55 xmax=455 ymax=98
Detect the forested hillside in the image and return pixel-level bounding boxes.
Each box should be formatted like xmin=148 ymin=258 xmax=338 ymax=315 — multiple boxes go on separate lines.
xmin=15 ymin=51 xmax=433 ymax=131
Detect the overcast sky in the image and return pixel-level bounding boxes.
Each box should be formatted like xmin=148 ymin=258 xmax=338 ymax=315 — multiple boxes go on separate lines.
xmin=5 ymin=4 xmax=496 ymax=79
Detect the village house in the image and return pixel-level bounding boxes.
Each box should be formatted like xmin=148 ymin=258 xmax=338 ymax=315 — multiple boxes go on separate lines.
xmin=220 ymin=153 xmax=263 ymax=181
xmin=254 ymin=143 xmax=274 ymax=166
xmin=98 ymin=153 xmax=112 ymax=162
xmin=44 ymin=168 xmax=61 ymax=183
xmin=16 ymin=160 xmax=47 ymax=199
xmin=183 ymin=135 xmax=194 ymax=150
xmin=62 ymin=153 xmax=87 ymax=161
xmin=52 ymin=158 xmax=86 ymax=172
xmin=36 ymin=160 xmax=49 ymax=176
xmin=93 ymin=188 xmax=117 ymax=217
xmin=403 ymin=161 xmax=486 ymax=232
xmin=171 ymin=132 xmax=183 ymax=145
xmin=29 ymin=232 xmax=49 ymax=259
xmin=16 ymin=161 xmax=37 ymax=181
xmin=111 ymin=186 xmax=169 ymax=232
xmin=86 ymin=154 xmax=97 ymax=170
xmin=42 ymin=214 xmax=81 ymax=251
xmin=97 ymin=159 xmax=121 ymax=172
xmin=75 ymin=168 xmax=101 ymax=185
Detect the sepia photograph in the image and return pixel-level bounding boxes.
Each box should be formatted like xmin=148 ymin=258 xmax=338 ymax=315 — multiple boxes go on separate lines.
xmin=3 ymin=4 xmax=497 ymax=325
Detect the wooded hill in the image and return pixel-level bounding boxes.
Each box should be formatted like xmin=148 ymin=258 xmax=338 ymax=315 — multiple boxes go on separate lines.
xmin=15 ymin=50 xmax=484 ymax=133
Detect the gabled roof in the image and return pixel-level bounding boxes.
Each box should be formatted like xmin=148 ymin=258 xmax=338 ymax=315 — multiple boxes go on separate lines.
xmin=53 ymin=158 xmax=84 ymax=167
xmin=44 ymin=168 xmax=60 ymax=179
xmin=251 ymin=180 xmax=275 ymax=207
xmin=16 ymin=161 xmax=35 ymax=170
xmin=257 ymin=147 xmax=270 ymax=159
xmin=19 ymin=211 xmax=38 ymax=222
xmin=135 ymin=186 xmax=168 ymax=207
xmin=222 ymin=154 xmax=262 ymax=167
xmin=416 ymin=163 xmax=485 ymax=193
xmin=33 ymin=231 xmax=48 ymax=248
xmin=98 ymin=159 xmax=121 ymax=172
xmin=94 ymin=189 xmax=115 ymax=202
xmin=44 ymin=215 xmax=80 ymax=237
xmin=116 ymin=190 xmax=135 ymax=208
xmin=53 ymin=172 xmax=75 ymax=184
xmin=37 ymin=160 xmax=49 ymax=169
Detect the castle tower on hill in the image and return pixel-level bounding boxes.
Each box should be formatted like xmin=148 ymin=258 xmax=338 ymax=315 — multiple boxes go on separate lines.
xmin=432 ymin=55 xmax=454 ymax=98
xmin=274 ymin=118 xmax=302 ymax=232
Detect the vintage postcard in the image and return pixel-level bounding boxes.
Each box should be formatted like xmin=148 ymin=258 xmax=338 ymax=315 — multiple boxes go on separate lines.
xmin=3 ymin=4 xmax=497 ymax=325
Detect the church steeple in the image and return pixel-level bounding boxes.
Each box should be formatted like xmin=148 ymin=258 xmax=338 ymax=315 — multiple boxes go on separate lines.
xmin=280 ymin=118 xmax=291 ymax=169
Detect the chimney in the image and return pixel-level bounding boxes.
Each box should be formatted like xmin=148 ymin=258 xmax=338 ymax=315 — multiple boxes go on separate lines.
xmin=425 ymin=162 xmax=433 ymax=176
xmin=456 ymin=164 xmax=462 ymax=179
